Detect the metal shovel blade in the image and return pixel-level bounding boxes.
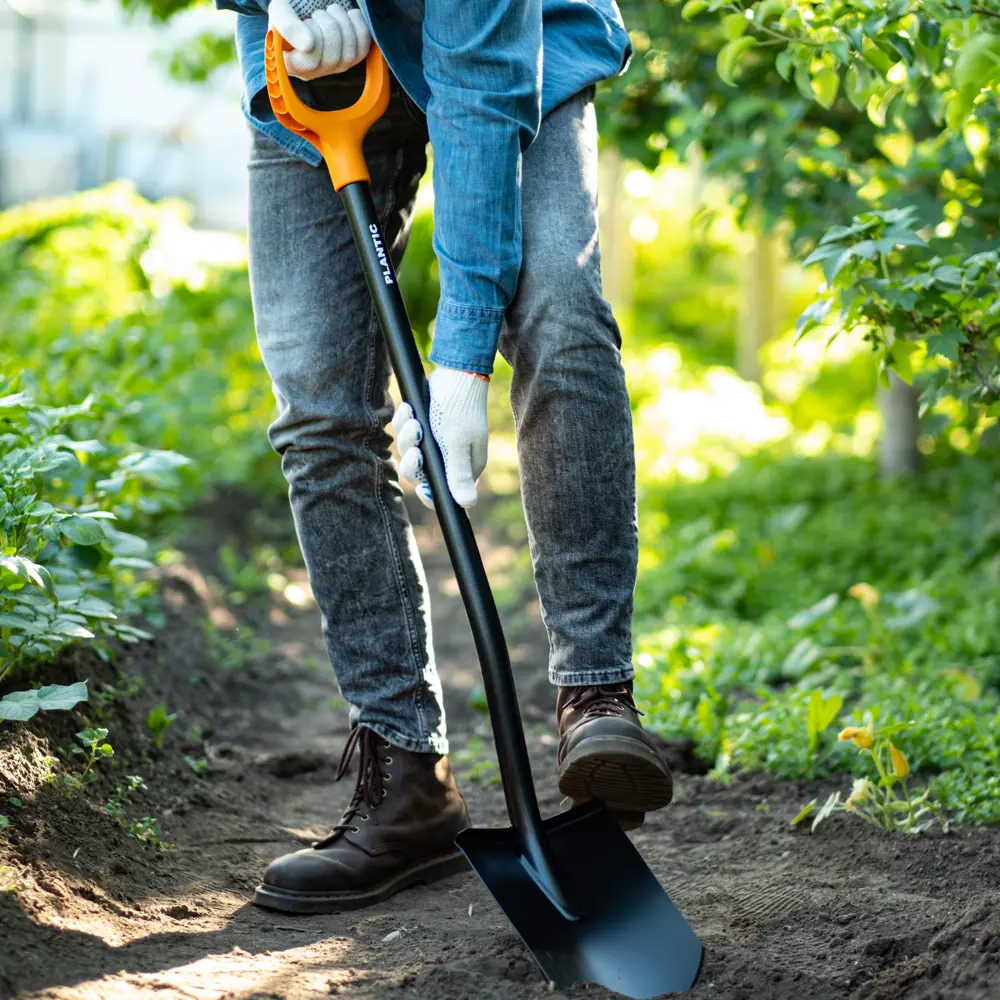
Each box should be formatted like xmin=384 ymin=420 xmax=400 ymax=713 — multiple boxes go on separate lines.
xmin=456 ymin=801 xmax=703 ymax=999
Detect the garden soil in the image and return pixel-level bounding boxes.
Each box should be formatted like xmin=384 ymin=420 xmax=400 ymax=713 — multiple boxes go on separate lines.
xmin=1 ymin=490 xmax=998 ymax=1000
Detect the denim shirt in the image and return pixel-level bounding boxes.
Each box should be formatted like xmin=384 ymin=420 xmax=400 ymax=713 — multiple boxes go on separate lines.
xmin=214 ymin=0 xmax=631 ymax=375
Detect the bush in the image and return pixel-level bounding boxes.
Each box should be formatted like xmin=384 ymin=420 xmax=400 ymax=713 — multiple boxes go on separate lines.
xmin=0 ymin=381 xmax=188 ymax=687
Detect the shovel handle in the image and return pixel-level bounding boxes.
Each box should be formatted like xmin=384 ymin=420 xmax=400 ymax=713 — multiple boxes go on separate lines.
xmin=264 ymin=28 xmax=391 ymax=190
xmin=264 ymin=32 xmax=559 ymax=871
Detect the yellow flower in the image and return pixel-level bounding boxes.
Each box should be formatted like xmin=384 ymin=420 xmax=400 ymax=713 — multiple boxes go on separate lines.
xmin=845 ymin=777 xmax=872 ymax=811
xmin=838 ymin=726 xmax=875 ymax=750
xmin=889 ymin=742 xmax=910 ymax=779
xmin=849 ymin=582 xmax=880 ymax=612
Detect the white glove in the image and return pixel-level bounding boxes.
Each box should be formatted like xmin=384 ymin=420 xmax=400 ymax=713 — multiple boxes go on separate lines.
xmin=268 ymin=0 xmax=371 ymax=81
xmin=392 ymin=368 xmax=490 ymax=509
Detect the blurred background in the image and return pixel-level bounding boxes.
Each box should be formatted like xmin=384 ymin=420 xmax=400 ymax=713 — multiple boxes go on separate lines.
xmin=2 ymin=0 xmax=999 ymax=823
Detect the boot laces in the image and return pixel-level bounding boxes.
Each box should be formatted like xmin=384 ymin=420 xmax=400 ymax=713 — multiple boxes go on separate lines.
xmin=312 ymin=726 xmax=391 ymax=848
xmin=565 ymin=684 xmax=643 ymax=720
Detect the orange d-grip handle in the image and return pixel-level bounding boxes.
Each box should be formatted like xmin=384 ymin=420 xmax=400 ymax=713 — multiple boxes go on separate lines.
xmin=264 ymin=29 xmax=391 ymax=191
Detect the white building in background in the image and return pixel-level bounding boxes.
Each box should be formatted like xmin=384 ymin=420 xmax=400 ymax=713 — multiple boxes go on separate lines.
xmin=0 ymin=0 xmax=250 ymax=230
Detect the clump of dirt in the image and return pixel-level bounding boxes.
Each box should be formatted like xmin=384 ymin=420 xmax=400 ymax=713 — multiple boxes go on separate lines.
xmin=1 ymin=495 xmax=998 ymax=1000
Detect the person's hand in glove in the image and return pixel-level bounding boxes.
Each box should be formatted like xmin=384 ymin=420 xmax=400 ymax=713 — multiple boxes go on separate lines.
xmin=392 ymin=368 xmax=490 ymax=509
xmin=268 ymin=0 xmax=371 ymax=81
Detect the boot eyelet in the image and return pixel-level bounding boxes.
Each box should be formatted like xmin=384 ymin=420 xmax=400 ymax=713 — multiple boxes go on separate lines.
xmin=351 ymin=826 xmax=359 ymax=833
xmin=384 ymin=756 xmax=393 ymax=765
xmin=361 ymin=814 xmax=369 ymax=821
xmin=384 ymin=773 xmax=391 ymax=781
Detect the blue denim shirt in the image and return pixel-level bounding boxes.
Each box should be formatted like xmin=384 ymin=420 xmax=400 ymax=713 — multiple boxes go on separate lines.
xmin=214 ymin=0 xmax=631 ymax=374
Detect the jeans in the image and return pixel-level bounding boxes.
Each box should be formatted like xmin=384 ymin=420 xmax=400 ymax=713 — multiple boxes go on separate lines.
xmin=247 ymin=68 xmax=638 ymax=755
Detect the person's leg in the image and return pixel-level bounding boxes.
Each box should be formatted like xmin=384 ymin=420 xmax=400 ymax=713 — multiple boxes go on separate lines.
xmin=247 ymin=73 xmax=468 ymax=913
xmin=500 ymin=88 xmax=672 ymax=829
xmin=248 ymin=73 xmax=445 ymax=756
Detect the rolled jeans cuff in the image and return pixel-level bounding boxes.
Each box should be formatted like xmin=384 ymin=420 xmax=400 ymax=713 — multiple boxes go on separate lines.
xmin=548 ymin=664 xmax=636 ymax=687
xmin=357 ymin=717 xmax=449 ymax=756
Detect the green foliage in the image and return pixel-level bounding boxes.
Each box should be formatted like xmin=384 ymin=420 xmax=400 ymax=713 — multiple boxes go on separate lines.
xmin=184 ymin=755 xmax=210 ymax=776
xmin=799 ymin=718 xmax=949 ymax=834
xmin=198 ymin=619 xmax=272 ymax=672
xmin=633 ymin=444 xmax=1000 ymax=822
xmin=146 ymin=705 xmax=178 ymax=748
xmin=61 ymin=729 xmax=115 ymax=794
xmin=0 ymin=682 xmax=89 ymax=723
xmin=799 ymin=207 xmax=1000 ymax=410
xmin=609 ymin=0 xmax=1000 ymax=413
xmin=106 ymin=775 xmax=167 ymax=848
xmin=2 ymin=184 xmax=277 ymax=502
xmin=0 ymin=382 xmax=174 ymax=684
xmin=164 ymin=30 xmax=237 ymax=83
xmin=118 ymin=0 xmax=207 ymax=21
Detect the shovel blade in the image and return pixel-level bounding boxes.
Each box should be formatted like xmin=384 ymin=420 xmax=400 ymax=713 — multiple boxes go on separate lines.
xmin=456 ymin=802 xmax=703 ymax=999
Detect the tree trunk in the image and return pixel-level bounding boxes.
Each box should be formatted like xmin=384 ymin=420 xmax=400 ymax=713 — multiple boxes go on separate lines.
xmin=737 ymin=219 xmax=782 ymax=383
xmin=878 ymin=372 xmax=921 ymax=478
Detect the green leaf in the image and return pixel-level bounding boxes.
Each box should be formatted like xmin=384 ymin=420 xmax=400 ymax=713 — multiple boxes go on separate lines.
xmin=791 ymin=799 xmax=816 ymax=827
xmin=884 ymin=589 xmax=940 ymax=630
xmin=787 ymin=593 xmax=839 ymax=629
xmin=926 ymin=325 xmax=967 ymax=361
xmin=0 ymin=691 xmax=40 ymax=722
xmin=121 ymin=450 xmax=191 ymax=475
xmin=946 ymin=92 xmax=975 ymax=133
xmin=681 ymin=0 xmax=709 ymax=19
xmin=50 ymin=618 xmax=95 ymax=639
xmin=807 ymin=691 xmax=843 ymax=750
xmin=954 ymin=33 xmax=1000 ymax=97
xmin=76 ymin=728 xmax=109 ymax=747
xmin=722 ymin=13 xmax=747 ymax=40
xmin=782 ymin=638 xmax=820 ymax=678
xmin=717 ymin=36 xmax=758 ymax=87
xmin=812 ymin=66 xmax=840 ymax=109
xmin=58 ymin=516 xmax=105 ymax=546
xmin=811 ymin=791 xmax=843 ymax=831
xmin=0 ymin=557 xmax=57 ymax=601
xmin=26 ymin=502 xmax=56 ymax=518
xmin=756 ymin=0 xmax=786 ymax=24
xmin=776 ymin=46 xmax=796 ymax=81
xmin=68 ymin=597 xmax=117 ymax=620
xmin=796 ymin=297 xmax=833 ymax=340
xmin=109 ymin=556 xmax=155 ymax=571
xmin=794 ymin=61 xmax=814 ymax=101
xmin=36 ymin=682 xmax=89 ymax=713
xmin=0 ymin=613 xmax=39 ymax=631
xmin=102 ymin=528 xmax=149 ymax=557
xmin=844 ymin=62 xmax=872 ymax=111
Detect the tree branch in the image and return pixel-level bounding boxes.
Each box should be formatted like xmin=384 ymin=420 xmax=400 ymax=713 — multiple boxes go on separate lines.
xmin=971 ymin=355 xmax=1000 ymax=398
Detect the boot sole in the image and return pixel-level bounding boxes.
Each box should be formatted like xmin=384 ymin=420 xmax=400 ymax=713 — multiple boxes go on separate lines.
xmin=253 ymin=849 xmax=470 ymax=915
xmin=558 ymin=736 xmax=674 ymax=819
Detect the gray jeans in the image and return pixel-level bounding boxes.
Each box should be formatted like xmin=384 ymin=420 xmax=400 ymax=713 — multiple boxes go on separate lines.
xmin=247 ymin=70 xmax=638 ymax=755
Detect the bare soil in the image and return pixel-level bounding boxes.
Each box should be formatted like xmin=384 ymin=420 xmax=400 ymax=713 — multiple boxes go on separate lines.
xmin=1 ymin=490 xmax=998 ymax=1000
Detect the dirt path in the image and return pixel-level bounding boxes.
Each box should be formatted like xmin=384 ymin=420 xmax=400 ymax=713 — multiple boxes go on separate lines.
xmin=2 ymin=496 xmax=999 ymax=1000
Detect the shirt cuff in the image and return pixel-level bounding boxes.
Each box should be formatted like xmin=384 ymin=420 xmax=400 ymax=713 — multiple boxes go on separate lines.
xmin=428 ymin=299 xmax=505 ymax=376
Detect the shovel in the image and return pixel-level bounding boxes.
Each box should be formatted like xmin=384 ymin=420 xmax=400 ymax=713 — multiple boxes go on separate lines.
xmin=264 ymin=32 xmax=704 ymax=998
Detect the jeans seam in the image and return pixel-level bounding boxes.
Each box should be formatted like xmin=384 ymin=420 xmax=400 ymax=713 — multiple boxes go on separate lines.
xmin=361 ymin=145 xmax=430 ymax=747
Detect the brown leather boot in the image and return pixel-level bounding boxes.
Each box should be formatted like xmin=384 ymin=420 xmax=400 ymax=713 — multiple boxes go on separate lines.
xmin=254 ymin=726 xmax=471 ymax=913
xmin=557 ymin=681 xmax=673 ymax=832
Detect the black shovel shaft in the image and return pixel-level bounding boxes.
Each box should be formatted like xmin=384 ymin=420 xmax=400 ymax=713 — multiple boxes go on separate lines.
xmin=339 ymin=181 xmax=545 ymax=838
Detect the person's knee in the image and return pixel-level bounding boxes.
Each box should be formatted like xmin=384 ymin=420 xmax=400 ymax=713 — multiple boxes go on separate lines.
xmin=266 ymin=357 xmax=388 ymax=462
xmin=502 ymin=253 xmax=621 ymax=371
